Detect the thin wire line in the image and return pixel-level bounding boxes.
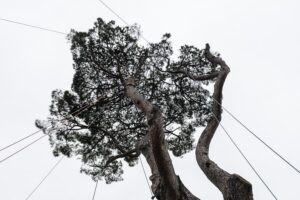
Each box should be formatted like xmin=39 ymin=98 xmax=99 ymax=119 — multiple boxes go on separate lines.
xmin=0 ymin=130 xmax=41 ymax=152
xmin=212 ymin=113 xmax=278 ymax=200
xmin=25 ymin=157 xmax=64 ymax=200
xmin=96 ymin=0 xmax=129 ymax=26
xmin=0 ymin=134 xmax=46 ymax=164
xmin=0 ymin=97 xmax=101 ymax=153
xmin=212 ymin=97 xmax=300 ymax=175
xmin=95 ymin=0 xmax=150 ymax=44
xmin=0 ymin=17 xmax=67 ymax=35
xmin=139 ymin=156 xmax=154 ymax=197
xmin=91 ymin=181 xmax=99 ymax=200
xmin=0 ymin=97 xmax=102 ymax=164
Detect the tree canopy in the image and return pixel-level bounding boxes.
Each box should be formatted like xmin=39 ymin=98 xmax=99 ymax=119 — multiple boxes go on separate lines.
xmin=37 ymin=18 xmax=215 ymax=183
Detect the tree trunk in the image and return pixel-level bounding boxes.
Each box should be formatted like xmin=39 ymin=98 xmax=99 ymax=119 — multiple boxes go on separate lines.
xmin=137 ymin=134 xmax=161 ymax=196
xmin=125 ymin=77 xmax=200 ymax=200
xmin=195 ymin=44 xmax=253 ymax=200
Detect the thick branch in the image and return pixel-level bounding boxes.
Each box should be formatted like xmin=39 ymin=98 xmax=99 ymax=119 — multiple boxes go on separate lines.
xmin=124 ymin=78 xmax=181 ymax=200
xmin=137 ymin=134 xmax=161 ymax=197
xmin=195 ymin=44 xmax=253 ymax=199
xmin=149 ymin=107 xmax=181 ymax=200
xmin=156 ymin=67 xmax=219 ymax=81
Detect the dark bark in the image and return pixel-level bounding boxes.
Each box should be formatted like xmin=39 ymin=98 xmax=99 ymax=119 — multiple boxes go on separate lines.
xmin=195 ymin=44 xmax=253 ymax=200
xmin=125 ymin=78 xmax=200 ymax=200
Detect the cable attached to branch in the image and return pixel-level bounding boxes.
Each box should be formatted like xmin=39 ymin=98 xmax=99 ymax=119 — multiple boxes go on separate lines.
xmin=212 ymin=97 xmax=300 ymax=175
xmin=212 ymin=113 xmax=278 ymax=200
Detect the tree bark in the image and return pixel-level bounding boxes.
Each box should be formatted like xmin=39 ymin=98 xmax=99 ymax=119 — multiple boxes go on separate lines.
xmin=195 ymin=44 xmax=253 ymax=200
xmin=137 ymin=133 xmax=161 ymax=196
xmin=125 ymin=77 xmax=200 ymax=200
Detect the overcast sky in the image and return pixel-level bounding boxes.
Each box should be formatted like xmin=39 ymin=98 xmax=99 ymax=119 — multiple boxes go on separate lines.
xmin=1 ymin=0 xmax=300 ymax=199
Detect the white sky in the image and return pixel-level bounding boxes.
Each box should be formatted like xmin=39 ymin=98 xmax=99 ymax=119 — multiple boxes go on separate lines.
xmin=0 ymin=0 xmax=300 ymax=199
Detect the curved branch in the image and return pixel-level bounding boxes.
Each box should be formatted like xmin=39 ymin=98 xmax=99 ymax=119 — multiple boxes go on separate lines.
xmin=124 ymin=78 xmax=200 ymax=200
xmin=155 ymin=66 xmax=219 ymax=81
xmin=195 ymin=44 xmax=253 ymax=199
xmin=104 ymin=148 xmax=139 ymax=168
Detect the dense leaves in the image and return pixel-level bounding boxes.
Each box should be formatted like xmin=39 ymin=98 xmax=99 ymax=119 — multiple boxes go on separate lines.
xmin=37 ymin=18 xmax=217 ymax=183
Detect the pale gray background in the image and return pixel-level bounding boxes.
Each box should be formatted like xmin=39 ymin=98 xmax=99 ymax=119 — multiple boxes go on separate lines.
xmin=0 ymin=0 xmax=300 ymax=199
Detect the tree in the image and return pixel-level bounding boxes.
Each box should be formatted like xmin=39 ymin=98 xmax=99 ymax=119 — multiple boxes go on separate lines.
xmin=37 ymin=18 xmax=253 ymax=200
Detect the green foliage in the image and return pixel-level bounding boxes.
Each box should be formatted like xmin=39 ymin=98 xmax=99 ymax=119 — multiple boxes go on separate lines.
xmin=36 ymin=18 xmax=217 ymax=183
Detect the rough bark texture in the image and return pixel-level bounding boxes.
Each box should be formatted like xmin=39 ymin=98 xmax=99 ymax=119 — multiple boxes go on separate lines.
xmin=195 ymin=44 xmax=253 ymax=200
xmin=125 ymin=78 xmax=200 ymax=200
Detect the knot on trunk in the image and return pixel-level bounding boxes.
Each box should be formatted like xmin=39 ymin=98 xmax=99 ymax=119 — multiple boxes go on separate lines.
xmin=225 ymin=174 xmax=253 ymax=200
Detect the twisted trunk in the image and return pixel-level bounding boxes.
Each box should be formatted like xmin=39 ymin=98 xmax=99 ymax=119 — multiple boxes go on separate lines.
xmin=195 ymin=44 xmax=253 ymax=200
xmin=125 ymin=78 xmax=199 ymax=200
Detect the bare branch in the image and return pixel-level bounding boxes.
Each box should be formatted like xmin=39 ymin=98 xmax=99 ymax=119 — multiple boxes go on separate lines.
xmin=195 ymin=44 xmax=253 ymax=199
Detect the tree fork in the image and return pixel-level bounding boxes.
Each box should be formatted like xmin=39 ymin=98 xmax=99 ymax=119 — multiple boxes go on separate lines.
xmin=195 ymin=44 xmax=253 ymax=200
